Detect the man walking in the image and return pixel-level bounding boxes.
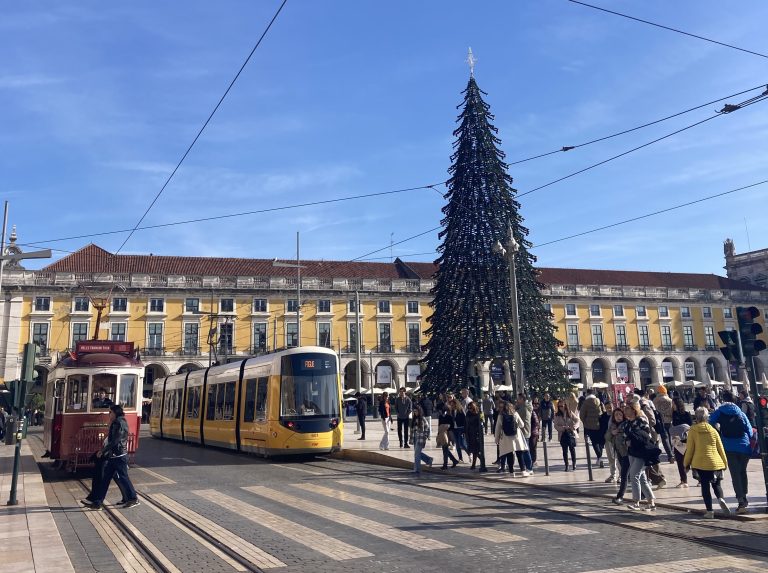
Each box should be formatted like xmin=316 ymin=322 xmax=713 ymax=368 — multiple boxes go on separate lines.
xmin=738 ymin=389 xmax=757 ymax=428
xmin=709 ymin=390 xmax=753 ymax=514
xmin=539 ymin=392 xmax=554 ymax=441
xmin=419 ymin=394 xmax=433 ymax=439
xmin=355 ymin=392 xmax=367 ymax=440
xmin=481 ymin=394 xmax=494 ymax=435
xmin=395 ymin=387 xmax=413 ymax=448
xmin=82 ymin=405 xmax=138 ymax=510
xmin=579 ymin=388 xmax=605 ymax=467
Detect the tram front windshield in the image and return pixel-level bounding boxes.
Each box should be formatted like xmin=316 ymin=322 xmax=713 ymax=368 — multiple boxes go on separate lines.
xmin=280 ymin=354 xmax=339 ymax=418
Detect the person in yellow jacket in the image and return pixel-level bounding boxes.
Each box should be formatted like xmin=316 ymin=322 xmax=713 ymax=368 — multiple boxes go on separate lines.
xmin=683 ymin=407 xmax=730 ymax=518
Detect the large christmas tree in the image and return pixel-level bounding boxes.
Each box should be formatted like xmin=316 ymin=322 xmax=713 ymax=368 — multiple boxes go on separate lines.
xmin=421 ymin=74 xmax=569 ymax=397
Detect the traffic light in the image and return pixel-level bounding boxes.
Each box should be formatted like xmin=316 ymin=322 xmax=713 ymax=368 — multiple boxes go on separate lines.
xmin=719 ymin=329 xmax=742 ymax=363
xmin=737 ymin=306 xmax=767 ymax=357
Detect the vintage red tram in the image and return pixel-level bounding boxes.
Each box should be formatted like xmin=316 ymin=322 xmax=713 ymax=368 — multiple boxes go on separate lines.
xmin=43 ymin=340 xmax=144 ymax=470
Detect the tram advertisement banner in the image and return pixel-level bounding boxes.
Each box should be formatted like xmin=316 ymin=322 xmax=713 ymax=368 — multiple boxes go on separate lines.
xmin=490 ymin=363 xmax=505 ymax=382
xmin=612 ymin=383 xmax=635 ymax=405
xmin=616 ymin=362 xmax=629 ymax=383
xmin=568 ymin=363 xmax=581 ymax=380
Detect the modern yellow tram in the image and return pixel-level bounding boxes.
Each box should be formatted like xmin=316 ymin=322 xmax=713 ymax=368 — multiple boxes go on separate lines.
xmin=149 ymin=347 xmax=343 ymax=456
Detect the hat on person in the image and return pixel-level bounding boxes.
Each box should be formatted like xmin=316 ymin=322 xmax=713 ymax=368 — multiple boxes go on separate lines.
xmin=657 ymin=385 xmax=668 ymax=395
xmin=110 ymin=404 xmax=125 ymax=417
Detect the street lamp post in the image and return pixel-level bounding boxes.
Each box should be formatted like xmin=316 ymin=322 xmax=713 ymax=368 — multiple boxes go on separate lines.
xmin=493 ymin=224 xmax=526 ymax=396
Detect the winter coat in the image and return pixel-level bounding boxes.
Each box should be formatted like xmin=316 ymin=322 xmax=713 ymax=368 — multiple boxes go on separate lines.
xmin=605 ymin=419 xmax=629 ymax=458
xmin=672 ymin=409 xmax=692 ymax=427
xmin=395 ymin=396 xmax=412 ymax=420
xmin=411 ymin=416 xmax=430 ymax=448
xmin=708 ymin=403 xmax=753 ymax=455
xmin=100 ymin=416 xmax=129 ymax=459
xmin=454 ymin=410 xmax=467 ymax=430
xmin=420 ymin=397 xmax=433 ymax=417
xmin=517 ymin=402 xmax=532 ymax=439
xmin=553 ymin=412 xmax=580 ymax=441
xmin=739 ymin=397 xmax=757 ymax=427
xmin=435 ymin=411 xmax=454 ymax=447
xmin=669 ymin=422 xmax=690 ymax=455
xmin=684 ymin=422 xmax=728 ymax=471
xmin=540 ymin=400 xmax=554 ymax=421
xmin=624 ymin=416 xmax=655 ymax=459
xmin=565 ymin=393 xmax=579 ymax=416
xmin=466 ymin=411 xmax=484 ymax=455
xmin=579 ymin=395 xmax=603 ymax=431
xmin=653 ymin=395 xmax=674 ymax=425
xmin=494 ymin=411 xmax=528 ymax=456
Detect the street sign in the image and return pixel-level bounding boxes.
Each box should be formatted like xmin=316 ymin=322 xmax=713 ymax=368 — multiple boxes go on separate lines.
xmin=0 ymin=248 xmax=51 ymax=261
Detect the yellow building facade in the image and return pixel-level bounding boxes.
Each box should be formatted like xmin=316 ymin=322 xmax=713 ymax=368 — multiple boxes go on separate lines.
xmin=3 ymin=243 xmax=768 ymax=395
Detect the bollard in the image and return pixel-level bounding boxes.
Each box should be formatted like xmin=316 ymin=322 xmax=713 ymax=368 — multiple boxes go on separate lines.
xmin=542 ymin=438 xmax=549 ymax=476
xmin=584 ymin=435 xmax=594 ymax=481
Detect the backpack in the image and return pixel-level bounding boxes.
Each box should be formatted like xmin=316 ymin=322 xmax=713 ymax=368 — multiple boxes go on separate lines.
xmin=502 ymin=413 xmax=517 ymax=436
xmin=718 ymin=412 xmax=744 ymax=439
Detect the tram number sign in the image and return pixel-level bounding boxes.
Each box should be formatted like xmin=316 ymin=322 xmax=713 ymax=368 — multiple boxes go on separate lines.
xmin=77 ymin=341 xmax=135 ymax=355
xmin=304 ymin=360 xmax=315 ymax=368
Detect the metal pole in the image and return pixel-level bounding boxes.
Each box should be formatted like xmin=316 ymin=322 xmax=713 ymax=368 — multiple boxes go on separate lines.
xmin=354 ymin=292 xmax=362 ymax=434
xmin=584 ymin=435 xmax=594 ymax=481
xmin=747 ymin=354 xmax=768 ymax=509
xmin=273 ymin=317 xmax=277 ymax=351
xmin=507 ymin=225 xmax=525 ymax=396
xmin=0 ymin=202 xmax=8 ymax=348
xmin=296 ymin=231 xmax=301 ymax=347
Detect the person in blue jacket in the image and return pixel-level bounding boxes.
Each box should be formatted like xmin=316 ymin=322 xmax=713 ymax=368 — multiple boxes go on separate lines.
xmin=709 ymin=390 xmax=753 ymax=514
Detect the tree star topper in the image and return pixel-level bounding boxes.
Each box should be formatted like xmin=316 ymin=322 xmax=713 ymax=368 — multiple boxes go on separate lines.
xmin=466 ymin=47 xmax=476 ymax=77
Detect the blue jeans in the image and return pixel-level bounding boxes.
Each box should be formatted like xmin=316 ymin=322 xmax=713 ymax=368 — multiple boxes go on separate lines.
xmin=94 ymin=455 xmax=136 ymax=503
xmin=628 ymin=455 xmax=654 ymax=502
xmin=414 ymin=442 xmax=433 ymax=473
xmin=453 ymin=427 xmax=468 ymax=460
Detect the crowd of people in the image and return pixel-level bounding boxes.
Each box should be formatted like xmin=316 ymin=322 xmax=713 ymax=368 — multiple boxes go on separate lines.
xmin=358 ymin=383 xmax=759 ymax=516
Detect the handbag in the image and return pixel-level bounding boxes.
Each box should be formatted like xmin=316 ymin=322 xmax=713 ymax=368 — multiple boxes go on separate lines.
xmin=561 ymin=429 xmax=576 ymax=448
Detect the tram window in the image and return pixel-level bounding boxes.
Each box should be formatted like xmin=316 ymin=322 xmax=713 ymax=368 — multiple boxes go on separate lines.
xmin=244 ymin=380 xmax=256 ymax=423
xmin=152 ymin=391 xmax=162 ymax=416
xmin=206 ymin=385 xmax=217 ymax=420
xmin=119 ymin=374 xmax=137 ymax=409
xmin=216 ymin=383 xmax=226 ymax=420
xmin=186 ymin=387 xmax=200 ymax=418
xmin=223 ymin=382 xmax=235 ymax=420
xmin=65 ymin=375 xmax=89 ymax=413
xmin=91 ymin=374 xmax=117 ymax=411
xmin=255 ymin=377 xmax=268 ymax=421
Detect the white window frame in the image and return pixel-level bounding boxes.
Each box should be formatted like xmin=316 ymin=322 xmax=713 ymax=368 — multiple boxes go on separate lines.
xmin=565 ymin=303 xmax=577 ymax=317
xmin=252 ymin=321 xmax=268 ymax=352
xmin=377 ymin=300 xmax=392 ymax=315
xmin=638 ymin=325 xmax=650 ymax=347
xmin=287 ymin=299 xmax=299 ymax=314
xmin=148 ymin=298 xmax=165 ymax=314
xmin=218 ymin=321 xmax=235 ymax=354
xmin=317 ymin=321 xmax=332 ymax=348
xmin=219 ymin=298 xmax=235 ymax=314
xmin=407 ymin=321 xmax=421 ymax=352
xmin=723 ymin=307 xmax=733 ymax=319
xmin=680 ymin=306 xmax=691 ymax=319
xmin=286 ymin=321 xmax=298 ymax=348
xmin=252 ymin=298 xmax=268 ymax=314
xmin=613 ymin=305 xmax=624 ymax=317
xmin=33 ymin=296 xmax=51 ymax=312
xmin=636 ymin=305 xmax=647 ymax=318
xmin=377 ymin=321 xmax=392 ymax=352
xmin=184 ymin=298 xmax=200 ymax=314
xmin=73 ymin=297 xmax=90 ymax=313
xmin=317 ymin=299 xmax=332 ymax=314
xmin=110 ymin=322 xmax=127 ymax=342
xmin=111 ymin=297 xmax=128 ymax=313
xmin=147 ymin=322 xmax=164 ymax=351
xmin=702 ymin=306 xmax=712 ymax=319
xmin=658 ymin=305 xmax=669 ymax=318
xmin=183 ymin=322 xmax=200 ymax=354
xmin=406 ymin=300 xmax=420 ymax=315
xmin=71 ymin=322 xmax=89 ymax=346
xmin=589 ymin=304 xmax=601 ymax=318
xmin=31 ymin=321 xmax=50 ymax=350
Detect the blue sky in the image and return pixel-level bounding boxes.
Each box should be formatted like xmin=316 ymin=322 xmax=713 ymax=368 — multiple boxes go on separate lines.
xmin=3 ymin=1 xmax=768 ymax=275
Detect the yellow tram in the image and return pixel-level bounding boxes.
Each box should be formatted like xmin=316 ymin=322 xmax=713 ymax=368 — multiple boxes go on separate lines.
xmin=150 ymin=347 xmax=343 ymax=456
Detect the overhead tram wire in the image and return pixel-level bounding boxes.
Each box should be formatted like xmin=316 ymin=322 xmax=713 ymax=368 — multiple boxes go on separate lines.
xmin=112 ymin=0 xmax=289 ymax=257
xmin=566 ymin=0 xmax=768 ymax=60
xmin=20 ymin=85 xmax=765 ymax=250
xmin=348 ymin=89 xmax=768 ymax=262
xmin=509 ymin=83 xmax=768 ymax=166
xmin=18 ymin=182 xmax=446 ymax=248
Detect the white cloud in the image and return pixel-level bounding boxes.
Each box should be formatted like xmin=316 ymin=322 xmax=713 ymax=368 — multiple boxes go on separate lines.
xmin=0 ymin=75 xmax=64 ymax=89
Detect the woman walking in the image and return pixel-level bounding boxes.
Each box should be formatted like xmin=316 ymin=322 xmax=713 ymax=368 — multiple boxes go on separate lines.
xmin=436 ymin=405 xmax=459 ymax=469
xmin=466 ymin=401 xmax=487 ymax=472
xmin=494 ymin=401 xmax=529 ymax=475
xmin=411 ymin=405 xmax=433 ymax=475
xmin=670 ymin=396 xmax=692 ymax=488
xmin=606 ymin=407 xmax=630 ymax=505
xmin=379 ymin=392 xmax=391 ymax=451
xmin=451 ymin=399 xmax=469 ymax=462
xmin=623 ymin=403 xmax=657 ymax=511
xmin=684 ymin=407 xmax=730 ymax=517
xmin=554 ymin=401 xmax=580 ymax=471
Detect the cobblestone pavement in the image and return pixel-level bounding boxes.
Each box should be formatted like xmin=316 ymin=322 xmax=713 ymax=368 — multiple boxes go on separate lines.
xmin=33 ymin=427 xmax=768 ymax=573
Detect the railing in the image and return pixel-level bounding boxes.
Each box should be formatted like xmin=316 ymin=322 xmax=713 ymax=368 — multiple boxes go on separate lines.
xmin=180 ymin=347 xmax=202 ymax=356
xmin=342 ymin=345 xmax=366 ymax=353
xmin=705 ymin=345 xmax=719 ymax=351
xmin=661 ymin=345 xmax=675 ymax=352
xmin=683 ymin=344 xmax=699 ymax=351
xmin=615 ymin=344 xmax=630 ymax=352
xmin=567 ymin=344 xmax=582 ymax=352
xmin=590 ymin=345 xmax=605 ymax=352
xmin=218 ymin=346 xmax=237 ymax=356
xmin=638 ymin=345 xmax=651 ymax=351
xmin=405 ymin=344 xmax=423 ymax=353
xmin=144 ymin=347 xmax=166 ymax=357
xmin=250 ymin=345 xmax=268 ymax=355
xmin=376 ymin=344 xmax=393 ymax=353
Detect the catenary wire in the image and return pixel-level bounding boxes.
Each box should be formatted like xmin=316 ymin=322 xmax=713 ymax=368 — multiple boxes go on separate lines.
xmin=566 ymin=0 xmax=768 ymax=60
xmin=509 ymin=83 xmax=768 ymax=166
xmin=18 ymin=182 xmax=445 ymax=248
xmin=112 ymin=0 xmax=289 ymax=257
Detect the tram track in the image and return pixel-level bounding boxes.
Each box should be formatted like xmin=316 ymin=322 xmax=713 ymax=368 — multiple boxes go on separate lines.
xmin=307 ymin=457 xmax=768 ymax=559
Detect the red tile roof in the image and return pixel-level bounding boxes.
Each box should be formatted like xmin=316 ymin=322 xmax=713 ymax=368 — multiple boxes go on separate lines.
xmin=41 ymin=244 xmax=762 ymax=291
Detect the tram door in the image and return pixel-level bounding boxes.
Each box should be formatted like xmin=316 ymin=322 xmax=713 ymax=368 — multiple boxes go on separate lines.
xmin=45 ymin=379 xmax=65 ymax=455
xmin=240 ymin=376 xmax=269 ymax=454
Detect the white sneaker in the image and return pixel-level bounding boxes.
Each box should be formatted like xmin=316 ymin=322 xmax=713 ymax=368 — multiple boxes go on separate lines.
xmin=605 ymin=476 xmax=616 ymax=483
xmin=717 ymin=498 xmax=731 ymax=516
xmin=703 ymin=510 xmax=714 ymax=519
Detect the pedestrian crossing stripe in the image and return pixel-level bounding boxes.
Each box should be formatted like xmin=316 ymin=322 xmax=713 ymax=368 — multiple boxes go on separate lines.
xmin=151 ymin=493 xmax=285 ymax=569
xmin=193 ymin=489 xmax=372 ymax=561
xmin=243 ymin=485 xmax=452 ymax=551
xmin=291 ymin=483 xmax=526 ymax=543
